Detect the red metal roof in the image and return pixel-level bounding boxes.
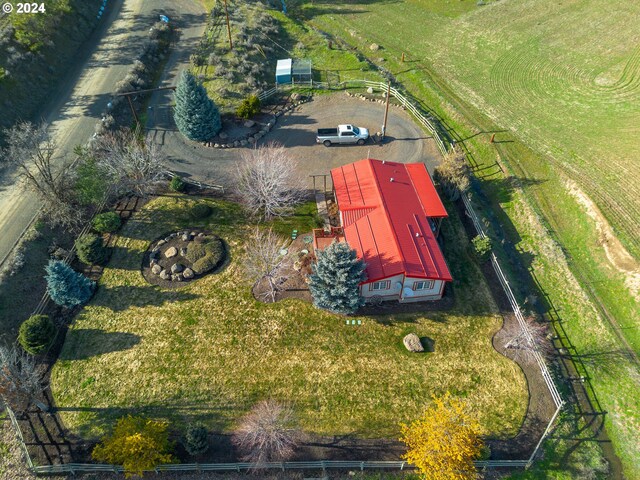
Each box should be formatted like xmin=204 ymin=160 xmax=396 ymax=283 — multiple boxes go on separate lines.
xmin=331 ymin=159 xmax=452 ymax=282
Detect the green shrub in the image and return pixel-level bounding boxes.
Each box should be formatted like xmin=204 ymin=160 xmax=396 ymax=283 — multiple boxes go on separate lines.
xmin=184 ymin=423 xmax=209 ymax=456
xmin=75 ymin=233 xmax=108 ymax=265
xmin=18 ymin=315 xmax=55 ymax=355
xmin=92 ymin=212 xmax=122 ymax=234
xmin=170 ymin=176 xmax=186 ymax=192
xmin=471 ymin=235 xmax=492 ymax=262
xmin=187 ymin=236 xmax=224 ymax=274
xmin=190 ymin=203 xmax=213 ymax=220
xmin=236 ymin=95 xmax=261 ymax=119
xmin=185 ymin=243 xmax=207 ymax=263
xmin=45 ymin=260 xmax=95 ymax=308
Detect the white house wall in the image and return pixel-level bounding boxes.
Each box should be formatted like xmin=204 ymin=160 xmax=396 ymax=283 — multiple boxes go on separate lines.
xmin=360 ymin=274 xmax=405 ymax=300
xmin=400 ymin=278 xmax=444 ymax=302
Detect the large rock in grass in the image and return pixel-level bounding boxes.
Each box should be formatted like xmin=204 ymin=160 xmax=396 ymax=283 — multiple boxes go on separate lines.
xmin=403 ymin=333 xmax=424 ymax=353
xmin=165 ymin=247 xmax=178 ymax=258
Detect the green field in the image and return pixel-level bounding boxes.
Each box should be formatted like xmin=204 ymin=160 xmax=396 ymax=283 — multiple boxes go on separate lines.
xmin=50 ymin=195 xmax=527 ymax=442
xmin=286 ymin=0 xmax=640 ymax=476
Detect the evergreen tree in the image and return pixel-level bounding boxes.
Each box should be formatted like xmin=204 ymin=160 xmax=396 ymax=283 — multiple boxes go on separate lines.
xmin=308 ymin=242 xmax=366 ymax=314
xmin=45 ymin=260 xmax=95 ymax=308
xmin=173 ymin=70 xmax=221 ymax=141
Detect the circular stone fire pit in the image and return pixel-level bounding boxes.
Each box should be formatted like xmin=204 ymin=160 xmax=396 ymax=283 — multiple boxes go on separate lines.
xmin=142 ymin=229 xmax=226 ymax=287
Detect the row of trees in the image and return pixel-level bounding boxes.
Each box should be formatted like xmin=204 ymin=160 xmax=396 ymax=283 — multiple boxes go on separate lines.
xmin=89 ymin=394 xmax=488 ymax=479
xmin=0 ymin=122 xmax=165 ymax=232
xmin=92 ymin=399 xmax=301 ymax=476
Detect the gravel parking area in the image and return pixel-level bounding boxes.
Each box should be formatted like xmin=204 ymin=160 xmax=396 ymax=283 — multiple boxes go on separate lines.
xmin=154 ymin=93 xmax=442 ymax=187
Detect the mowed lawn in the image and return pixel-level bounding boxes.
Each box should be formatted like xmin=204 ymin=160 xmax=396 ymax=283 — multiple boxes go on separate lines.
xmin=50 ymin=195 xmax=527 ymax=440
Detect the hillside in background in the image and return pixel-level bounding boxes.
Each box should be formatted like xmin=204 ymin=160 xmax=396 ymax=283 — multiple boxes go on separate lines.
xmin=0 ymin=0 xmax=102 ymax=137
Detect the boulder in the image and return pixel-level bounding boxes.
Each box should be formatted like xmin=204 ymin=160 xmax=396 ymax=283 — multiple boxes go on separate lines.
xmin=244 ymin=120 xmax=256 ymax=128
xmin=240 ymin=139 xmax=248 ymax=146
xmin=164 ymin=247 xmax=178 ymax=258
xmin=369 ymin=43 xmax=380 ymax=51
xmin=190 ymin=231 xmax=197 ymax=237
xmin=157 ymin=240 xmax=166 ymax=246
xmin=180 ymin=247 xmax=188 ymax=256
xmin=159 ymin=269 xmax=170 ymax=280
xmin=150 ymin=259 xmax=157 ymax=267
xmin=171 ymin=263 xmax=184 ymax=274
xmin=171 ymin=274 xmax=182 ymax=282
xmin=290 ymin=93 xmax=300 ymax=101
xmin=367 ymin=87 xmax=374 ymax=94
xmin=182 ymin=234 xmax=189 ymax=242
xmin=183 ymin=268 xmax=194 ymax=279
xmin=219 ymin=132 xmax=228 ymax=140
xmin=152 ymin=264 xmax=162 ymax=275
xmin=403 ymin=333 xmax=424 ymax=353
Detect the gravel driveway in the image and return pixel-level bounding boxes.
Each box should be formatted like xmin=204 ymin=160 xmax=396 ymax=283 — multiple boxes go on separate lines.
xmin=154 ymin=94 xmax=442 ymax=187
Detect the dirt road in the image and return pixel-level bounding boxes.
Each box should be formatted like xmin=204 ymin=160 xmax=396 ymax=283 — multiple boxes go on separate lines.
xmin=0 ymin=0 xmax=207 ymax=268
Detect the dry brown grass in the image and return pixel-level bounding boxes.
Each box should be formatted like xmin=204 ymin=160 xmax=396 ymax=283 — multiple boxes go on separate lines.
xmin=50 ymin=196 xmax=527 ymax=441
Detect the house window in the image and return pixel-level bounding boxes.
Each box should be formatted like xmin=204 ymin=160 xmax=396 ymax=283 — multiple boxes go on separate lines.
xmin=413 ymin=280 xmax=435 ymax=291
xmin=369 ymin=280 xmax=391 ymax=291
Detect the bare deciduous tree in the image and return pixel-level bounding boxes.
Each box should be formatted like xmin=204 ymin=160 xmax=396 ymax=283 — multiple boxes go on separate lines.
xmin=232 ymin=400 xmax=301 ymax=466
xmin=93 ymin=129 xmax=165 ymax=197
xmin=0 ymin=121 xmax=84 ymax=230
xmin=502 ymin=316 xmax=554 ymax=362
xmin=244 ymin=227 xmax=295 ymax=302
xmin=434 ymin=146 xmax=470 ymax=201
xmin=235 ymin=142 xmax=304 ymax=221
xmin=0 ymin=343 xmax=49 ymax=413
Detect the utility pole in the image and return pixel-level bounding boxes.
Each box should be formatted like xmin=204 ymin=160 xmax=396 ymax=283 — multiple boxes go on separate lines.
xmin=223 ymin=0 xmax=233 ymax=50
xmin=381 ymin=81 xmax=391 ymax=141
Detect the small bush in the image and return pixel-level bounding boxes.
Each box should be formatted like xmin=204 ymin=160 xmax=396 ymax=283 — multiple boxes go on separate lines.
xmin=75 ymin=233 xmax=108 ymax=265
xmin=170 ymin=176 xmax=186 ymax=192
xmin=18 ymin=315 xmax=55 ymax=355
xmin=45 ymin=260 xmax=95 ymax=308
xmin=185 ymin=243 xmax=207 ymax=263
xmin=187 ymin=236 xmax=224 ymax=274
xmin=92 ymin=212 xmax=122 ymax=234
xmin=190 ymin=203 xmax=212 ymax=220
xmin=236 ymin=95 xmax=261 ymax=119
xmin=471 ymin=235 xmax=492 ymax=262
xmin=184 ymin=423 xmax=209 ymax=456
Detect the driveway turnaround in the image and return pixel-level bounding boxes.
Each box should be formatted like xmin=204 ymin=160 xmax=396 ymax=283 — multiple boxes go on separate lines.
xmin=157 ymin=94 xmax=443 ymax=187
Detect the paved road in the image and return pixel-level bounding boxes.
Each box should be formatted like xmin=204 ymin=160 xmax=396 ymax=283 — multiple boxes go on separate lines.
xmin=152 ymin=94 xmax=442 ymax=187
xmin=0 ymin=0 xmax=207 ymax=268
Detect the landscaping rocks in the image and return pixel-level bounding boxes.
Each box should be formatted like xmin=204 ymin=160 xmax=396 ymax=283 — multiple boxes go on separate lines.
xmin=164 ymin=247 xmax=178 ymax=258
xmin=180 ymin=247 xmax=188 ymax=256
xmin=403 ymin=333 xmax=424 ymax=353
xmin=157 ymin=239 xmax=166 ymax=246
xmin=219 ymin=132 xmax=228 ymax=140
xmin=183 ymin=268 xmax=194 ymax=279
xmin=244 ymin=120 xmax=255 ymax=128
xmin=171 ymin=263 xmax=184 ymax=274
xmin=367 ymin=87 xmax=374 ymax=94
xmin=159 ymin=270 xmax=170 ymax=280
xmin=152 ymin=264 xmax=162 ymax=275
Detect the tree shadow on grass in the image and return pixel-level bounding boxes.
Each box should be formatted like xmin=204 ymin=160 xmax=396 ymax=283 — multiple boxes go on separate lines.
xmin=58 ymin=329 xmax=141 ymax=361
xmin=91 ymin=284 xmax=199 ymax=312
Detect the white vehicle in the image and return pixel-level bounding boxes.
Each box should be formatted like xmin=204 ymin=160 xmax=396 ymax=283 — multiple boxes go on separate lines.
xmin=316 ymin=124 xmax=369 ymax=146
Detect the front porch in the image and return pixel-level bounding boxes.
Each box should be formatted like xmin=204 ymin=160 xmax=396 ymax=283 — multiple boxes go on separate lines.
xmin=312 ymin=226 xmax=345 ymax=251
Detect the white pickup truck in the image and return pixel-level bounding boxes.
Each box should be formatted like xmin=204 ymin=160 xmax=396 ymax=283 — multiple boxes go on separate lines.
xmin=316 ymin=124 xmax=369 ymax=146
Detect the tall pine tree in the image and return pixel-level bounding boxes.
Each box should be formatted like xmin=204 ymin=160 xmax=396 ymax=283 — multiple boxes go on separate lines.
xmin=45 ymin=260 xmax=95 ymax=308
xmin=173 ymin=70 xmax=221 ymax=141
xmin=308 ymin=242 xmax=366 ymax=314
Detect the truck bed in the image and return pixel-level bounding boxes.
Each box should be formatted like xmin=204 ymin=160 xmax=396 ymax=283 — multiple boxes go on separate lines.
xmin=317 ymin=128 xmax=338 ymax=136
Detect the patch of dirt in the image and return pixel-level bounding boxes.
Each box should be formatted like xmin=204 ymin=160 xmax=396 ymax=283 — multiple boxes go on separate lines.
xmin=210 ymin=113 xmax=275 ymax=144
xmin=453 ymin=199 xmax=556 ymax=459
xmin=566 ymin=179 xmax=640 ymax=300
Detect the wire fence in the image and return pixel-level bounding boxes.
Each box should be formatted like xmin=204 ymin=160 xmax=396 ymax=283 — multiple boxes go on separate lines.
xmin=3 ymin=409 xmax=530 ymax=476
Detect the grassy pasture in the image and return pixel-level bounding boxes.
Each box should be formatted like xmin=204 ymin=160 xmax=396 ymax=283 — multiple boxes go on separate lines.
xmin=289 ymin=0 xmax=640 ymax=476
xmin=50 ymin=195 xmax=527 ymax=442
